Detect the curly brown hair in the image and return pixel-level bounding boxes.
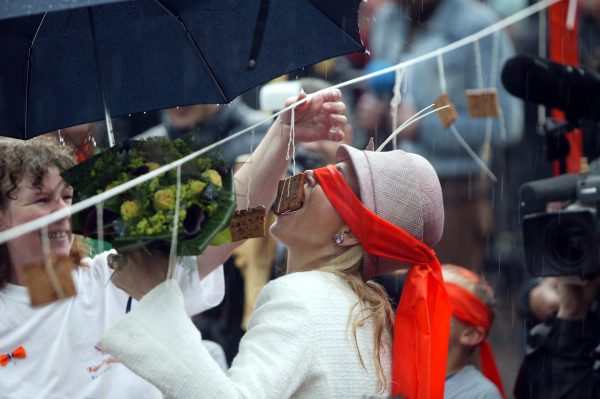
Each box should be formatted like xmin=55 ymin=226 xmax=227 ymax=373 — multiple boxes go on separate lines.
xmin=0 ymin=137 xmax=79 ymax=288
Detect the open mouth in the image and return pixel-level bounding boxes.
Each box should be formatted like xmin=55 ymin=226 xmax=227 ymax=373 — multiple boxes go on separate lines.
xmin=46 ymin=231 xmax=70 ymax=239
xmin=277 ymin=208 xmax=302 ymax=216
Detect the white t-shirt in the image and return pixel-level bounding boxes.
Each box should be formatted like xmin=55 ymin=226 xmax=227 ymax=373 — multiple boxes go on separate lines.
xmin=0 ymin=252 xmax=224 ymax=399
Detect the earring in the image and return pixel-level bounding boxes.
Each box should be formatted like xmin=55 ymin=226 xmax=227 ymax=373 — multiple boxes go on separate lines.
xmin=332 ymin=233 xmax=345 ymax=245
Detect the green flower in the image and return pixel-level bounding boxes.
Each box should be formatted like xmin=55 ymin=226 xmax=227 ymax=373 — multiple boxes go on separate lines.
xmin=120 ymin=200 xmax=142 ymax=221
xmin=195 ymin=157 xmax=212 ymax=171
xmin=189 ymin=180 xmax=207 ymax=196
xmin=201 ymin=169 xmax=222 ymax=187
xmin=148 ymin=177 xmax=161 ymax=192
xmin=154 ymin=188 xmax=175 ymax=211
xmin=205 ymin=203 xmax=217 ymax=216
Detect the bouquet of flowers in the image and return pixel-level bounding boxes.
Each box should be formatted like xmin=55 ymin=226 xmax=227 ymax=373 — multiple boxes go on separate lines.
xmin=62 ymin=137 xmax=236 ymax=256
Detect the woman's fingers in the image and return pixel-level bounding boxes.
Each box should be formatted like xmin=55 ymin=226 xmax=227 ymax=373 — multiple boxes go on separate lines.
xmin=329 ymin=113 xmax=347 ymax=127
xmin=323 ymin=101 xmax=346 ymax=116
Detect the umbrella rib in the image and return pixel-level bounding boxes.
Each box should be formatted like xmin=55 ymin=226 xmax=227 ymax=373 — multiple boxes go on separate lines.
xmin=87 ymin=8 xmax=116 ymax=147
xmin=152 ymin=0 xmax=229 ymax=104
xmin=306 ymin=0 xmax=363 ymax=49
xmin=24 ymin=12 xmax=48 ymax=138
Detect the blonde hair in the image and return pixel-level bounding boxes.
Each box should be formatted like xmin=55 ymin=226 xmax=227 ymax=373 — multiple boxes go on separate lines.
xmin=309 ymin=246 xmax=394 ymax=392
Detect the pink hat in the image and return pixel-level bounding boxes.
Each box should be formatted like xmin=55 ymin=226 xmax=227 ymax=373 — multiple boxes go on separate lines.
xmin=336 ymin=144 xmax=444 ymax=278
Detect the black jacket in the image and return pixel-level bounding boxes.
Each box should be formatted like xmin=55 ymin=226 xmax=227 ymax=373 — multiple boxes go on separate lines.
xmin=514 ymin=311 xmax=600 ymax=399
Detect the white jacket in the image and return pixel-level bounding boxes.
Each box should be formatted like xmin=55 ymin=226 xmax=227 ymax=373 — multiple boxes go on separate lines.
xmin=100 ymin=270 xmax=392 ymax=398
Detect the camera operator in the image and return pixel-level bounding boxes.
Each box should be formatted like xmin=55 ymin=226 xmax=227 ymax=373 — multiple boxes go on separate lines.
xmin=514 ymin=169 xmax=600 ymax=398
xmin=514 ymin=274 xmax=600 ymax=399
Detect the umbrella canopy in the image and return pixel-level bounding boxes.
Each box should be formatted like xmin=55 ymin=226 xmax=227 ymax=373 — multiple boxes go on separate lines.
xmin=0 ymin=0 xmax=363 ymax=139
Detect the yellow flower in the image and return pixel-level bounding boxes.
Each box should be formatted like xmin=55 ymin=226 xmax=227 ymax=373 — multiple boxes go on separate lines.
xmin=201 ymin=169 xmax=222 ymax=187
xmin=189 ymin=180 xmax=207 ymax=195
xmin=121 ymin=201 xmax=141 ymax=221
xmin=146 ymin=162 xmax=161 ymax=171
xmin=154 ymin=189 xmax=175 ymax=211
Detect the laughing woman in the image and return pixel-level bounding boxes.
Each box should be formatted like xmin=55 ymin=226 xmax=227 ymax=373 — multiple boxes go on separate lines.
xmin=0 ymin=139 xmax=223 ymax=398
xmin=100 ymin=140 xmax=452 ymax=398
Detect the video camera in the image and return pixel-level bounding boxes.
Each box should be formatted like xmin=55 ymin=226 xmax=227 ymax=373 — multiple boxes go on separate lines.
xmin=520 ymin=173 xmax=600 ymax=277
xmin=502 ymin=55 xmax=600 ymax=277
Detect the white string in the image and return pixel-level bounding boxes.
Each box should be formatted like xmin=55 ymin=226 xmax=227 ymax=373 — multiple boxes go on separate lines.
xmin=489 ymin=33 xmax=500 ymax=88
xmin=41 ymin=226 xmax=66 ymax=299
xmin=483 ymin=32 xmax=504 ymax=150
xmin=285 ymin=107 xmax=297 ymax=178
xmin=166 ymin=165 xmax=182 ymax=280
xmin=285 ymin=107 xmax=296 ymax=196
xmin=390 ymin=68 xmax=404 ymax=149
xmin=492 ymin=33 xmax=508 ymax=141
xmin=291 ymin=109 xmax=296 ymax=176
xmin=376 ymin=104 xmax=447 ymax=152
xmin=437 ymin=54 xmax=447 ymax=93
xmin=474 ymin=40 xmax=484 ymax=90
xmin=0 ymin=0 xmax=561 ymax=245
xmin=96 ymin=203 xmax=104 ymax=255
xmin=276 ymin=178 xmax=286 ymax=214
xmin=246 ymin=128 xmax=256 ymax=210
xmin=450 ymin=125 xmax=497 ymax=182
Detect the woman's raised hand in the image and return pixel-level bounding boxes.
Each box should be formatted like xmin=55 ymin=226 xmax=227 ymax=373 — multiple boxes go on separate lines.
xmin=279 ymin=88 xmax=347 ymax=144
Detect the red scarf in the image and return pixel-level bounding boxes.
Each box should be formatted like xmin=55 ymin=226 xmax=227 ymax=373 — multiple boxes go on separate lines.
xmin=314 ymin=165 xmax=452 ymax=399
xmin=445 ymin=283 xmax=506 ymax=399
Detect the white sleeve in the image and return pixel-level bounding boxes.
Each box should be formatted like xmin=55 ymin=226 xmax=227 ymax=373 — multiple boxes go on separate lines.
xmin=90 ymin=252 xmax=224 ymax=317
xmin=100 ymin=277 xmax=313 ymax=399
xmin=173 ymin=257 xmax=224 ymax=317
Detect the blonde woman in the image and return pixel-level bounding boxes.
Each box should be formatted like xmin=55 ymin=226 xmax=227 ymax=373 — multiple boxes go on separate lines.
xmin=101 ymin=138 xmax=452 ymax=398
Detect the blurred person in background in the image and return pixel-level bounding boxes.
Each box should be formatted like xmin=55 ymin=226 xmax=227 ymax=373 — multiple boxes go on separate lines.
xmin=443 ymin=264 xmax=505 ymax=399
xmin=374 ymin=264 xmax=506 ymax=398
xmin=354 ymin=0 xmax=524 ymax=273
xmin=135 ymin=97 xmax=271 ymax=164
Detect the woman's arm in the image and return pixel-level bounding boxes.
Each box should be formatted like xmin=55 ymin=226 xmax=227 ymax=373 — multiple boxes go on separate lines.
xmin=196 ymin=89 xmax=346 ymax=277
xmin=100 ymin=276 xmax=313 ymax=398
xmin=110 ymin=89 xmax=346 ymax=311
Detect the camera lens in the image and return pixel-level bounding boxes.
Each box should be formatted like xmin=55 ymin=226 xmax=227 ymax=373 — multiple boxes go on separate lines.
xmin=546 ymin=218 xmax=591 ymax=267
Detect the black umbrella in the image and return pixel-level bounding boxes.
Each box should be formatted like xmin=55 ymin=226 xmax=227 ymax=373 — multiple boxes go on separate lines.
xmin=0 ymin=0 xmax=363 ymax=141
